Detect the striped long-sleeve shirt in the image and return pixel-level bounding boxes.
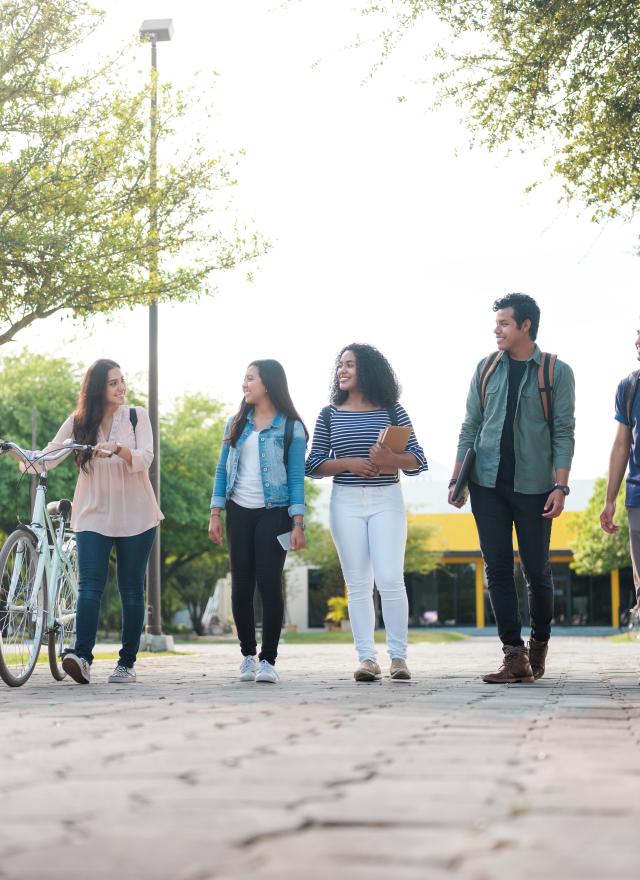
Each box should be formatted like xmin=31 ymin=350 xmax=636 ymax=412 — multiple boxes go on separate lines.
xmin=305 ymin=403 xmax=428 ymax=486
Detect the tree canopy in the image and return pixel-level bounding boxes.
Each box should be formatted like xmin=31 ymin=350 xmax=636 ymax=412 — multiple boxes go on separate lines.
xmin=0 ymin=0 xmax=263 ymax=347
xmin=571 ymin=476 xmax=630 ymax=575
xmin=363 ymin=1 xmax=640 ymax=223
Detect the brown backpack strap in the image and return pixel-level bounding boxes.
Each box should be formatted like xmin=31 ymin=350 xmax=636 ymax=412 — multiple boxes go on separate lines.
xmin=537 ymin=352 xmax=557 ymax=425
xmin=479 ymin=351 xmax=503 ymax=409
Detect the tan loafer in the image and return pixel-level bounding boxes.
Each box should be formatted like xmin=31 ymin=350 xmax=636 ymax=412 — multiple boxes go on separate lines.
xmin=390 ymin=658 xmax=411 ymax=680
xmin=354 ymin=659 xmax=382 ymax=682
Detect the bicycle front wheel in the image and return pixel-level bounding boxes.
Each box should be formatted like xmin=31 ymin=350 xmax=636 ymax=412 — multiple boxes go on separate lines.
xmin=0 ymin=528 xmax=46 ymax=687
xmin=48 ymin=537 xmax=79 ymax=681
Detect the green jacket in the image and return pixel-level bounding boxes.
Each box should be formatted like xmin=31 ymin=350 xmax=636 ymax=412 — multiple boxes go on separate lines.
xmin=456 ymin=345 xmax=575 ymax=494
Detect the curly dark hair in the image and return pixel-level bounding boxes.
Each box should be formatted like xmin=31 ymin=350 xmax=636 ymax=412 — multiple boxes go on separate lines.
xmin=330 ymin=343 xmax=401 ymax=408
xmin=493 ymin=292 xmax=540 ymax=341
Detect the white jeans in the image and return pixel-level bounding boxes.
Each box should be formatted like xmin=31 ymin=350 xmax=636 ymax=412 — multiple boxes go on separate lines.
xmin=329 ymin=483 xmax=408 ymax=662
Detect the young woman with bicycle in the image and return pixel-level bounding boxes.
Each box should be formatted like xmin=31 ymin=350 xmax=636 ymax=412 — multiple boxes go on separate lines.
xmin=9 ymin=358 xmax=162 ymax=685
xmin=305 ymin=344 xmax=427 ymax=682
xmin=209 ymin=359 xmax=307 ymax=684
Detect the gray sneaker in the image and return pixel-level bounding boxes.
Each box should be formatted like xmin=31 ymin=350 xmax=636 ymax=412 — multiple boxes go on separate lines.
xmin=108 ymin=664 xmax=136 ymax=684
xmin=61 ymin=652 xmax=90 ymax=684
xmin=239 ymin=655 xmax=258 ymax=682
xmin=255 ymin=659 xmax=279 ymax=683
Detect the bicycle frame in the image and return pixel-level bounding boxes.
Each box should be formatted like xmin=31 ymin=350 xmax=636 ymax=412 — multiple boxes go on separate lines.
xmin=1 ymin=440 xmax=87 ymax=629
xmin=29 ymin=470 xmax=75 ymax=631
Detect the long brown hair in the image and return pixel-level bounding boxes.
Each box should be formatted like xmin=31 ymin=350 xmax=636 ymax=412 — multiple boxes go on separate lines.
xmin=227 ymin=359 xmax=308 ymax=447
xmin=73 ymin=358 xmax=121 ymax=471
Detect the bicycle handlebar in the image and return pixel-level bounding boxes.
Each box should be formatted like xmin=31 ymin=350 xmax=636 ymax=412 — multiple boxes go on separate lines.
xmin=0 ymin=440 xmax=96 ymax=463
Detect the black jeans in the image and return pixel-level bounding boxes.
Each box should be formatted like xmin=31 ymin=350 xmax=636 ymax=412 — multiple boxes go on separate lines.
xmin=469 ymin=481 xmax=554 ymax=647
xmin=226 ymin=501 xmax=290 ymax=665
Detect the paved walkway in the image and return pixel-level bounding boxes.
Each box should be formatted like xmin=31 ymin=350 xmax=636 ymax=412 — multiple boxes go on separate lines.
xmin=1 ymin=638 xmax=639 ymax=880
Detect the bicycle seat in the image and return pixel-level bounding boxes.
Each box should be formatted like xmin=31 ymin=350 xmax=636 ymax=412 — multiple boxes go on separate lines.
xmin=47 ymin=499 xmax=73 ymax=520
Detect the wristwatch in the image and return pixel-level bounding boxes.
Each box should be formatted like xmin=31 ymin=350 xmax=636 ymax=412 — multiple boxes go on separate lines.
xmin=553 ymin=484 xmax=570 ymax=496
xmin=292 ymin=520 xmax=305 ymax=530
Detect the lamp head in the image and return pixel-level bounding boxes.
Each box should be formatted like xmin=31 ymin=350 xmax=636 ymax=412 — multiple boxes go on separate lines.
xmin=139 ymin=19 xmax=174 ymax=42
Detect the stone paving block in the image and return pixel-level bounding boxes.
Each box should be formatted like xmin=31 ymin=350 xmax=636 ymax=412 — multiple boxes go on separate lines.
xmin=0 ymin=637 xmax=638 ymax=879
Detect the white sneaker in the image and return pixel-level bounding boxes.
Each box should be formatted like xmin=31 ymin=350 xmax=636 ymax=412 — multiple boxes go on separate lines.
xmin=239 ymin=655 xmax=258 ymax=682
xmin=61 ymin=652 xmax=90 ymax=684
xmin=108 ymin=663 xmax=136 ymax=684
xmin=255 ymin=659 xmax=279 ymax=683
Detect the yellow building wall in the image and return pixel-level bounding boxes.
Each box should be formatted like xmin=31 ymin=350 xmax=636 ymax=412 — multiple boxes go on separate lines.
xmin=410 ymin=512 xmax=580 ymax=554
xmin=408 ymin=512 xmax=619 ymax=628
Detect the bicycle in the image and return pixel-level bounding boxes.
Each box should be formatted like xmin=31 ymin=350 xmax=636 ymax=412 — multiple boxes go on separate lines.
xmin=0 ymin=439 xmax=95 ymax=686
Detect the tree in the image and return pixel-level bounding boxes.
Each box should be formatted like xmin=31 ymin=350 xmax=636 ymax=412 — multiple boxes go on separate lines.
xmin=0 ymin=352 xmax=79 ymax=533
xmin=159 ymin=393 xmax=229 ymax=633
xmin=0 ymin=0 xmax=263 ymax=347
xmin=361 ymin=1 xmax=640 ymax=222
xmin=571 ymin=476 xmax=630 ymax=575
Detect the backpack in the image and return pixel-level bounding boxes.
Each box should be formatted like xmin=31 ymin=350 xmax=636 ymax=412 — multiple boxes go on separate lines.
xmin=479 ymin=350 xmax=557 ymax=426
xmin=282 ymin=417 xmax=294 ymax=468
xmin=624 ymin=370 xmax=640 ymax=425
xmin=129 ymin=407 xmax=138 ymax=442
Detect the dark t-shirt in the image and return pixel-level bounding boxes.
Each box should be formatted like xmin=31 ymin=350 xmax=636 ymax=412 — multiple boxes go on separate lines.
xmin=614 ymin=374 xmax=640 ymax=507
xmin=496 ymin=356 xmax=528 ymax=485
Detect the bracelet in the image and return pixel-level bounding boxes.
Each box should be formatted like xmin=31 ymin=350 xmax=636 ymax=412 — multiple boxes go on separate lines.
xmin=292 ymin=521 xmax=305 ymax=530
xmin=210 ymin=511 xmax=222 ymax=518
xmin=448 ymin=479 xmax=457 ymax=488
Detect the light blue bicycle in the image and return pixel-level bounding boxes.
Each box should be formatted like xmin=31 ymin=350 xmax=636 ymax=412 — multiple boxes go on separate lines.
xmin=0 ymin=439 xmax=94 ymax=687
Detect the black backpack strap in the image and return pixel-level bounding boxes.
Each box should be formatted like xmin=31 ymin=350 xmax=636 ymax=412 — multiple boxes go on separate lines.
xmin=479 ymin=351 xmax=503 ymax=409
xmin=387 ymin=405 xmax=398 ymax=426
xmin=321 ymin=405 xmax=332 ymax=434
xmin=283 ymin=417 xmax=294 ymax=468
xmin=129 ymin=407 xmax=138 ymax=436
xmin=625 ymin=370 xmax=640 ymax=425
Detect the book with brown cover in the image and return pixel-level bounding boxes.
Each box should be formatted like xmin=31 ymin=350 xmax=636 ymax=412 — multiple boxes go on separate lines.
xmin=376 ymin=425 xmax=412 ymax=475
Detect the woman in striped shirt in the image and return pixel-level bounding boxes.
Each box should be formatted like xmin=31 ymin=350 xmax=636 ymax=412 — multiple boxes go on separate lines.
xmin=305 ymin=344 xmax=427 ymax=682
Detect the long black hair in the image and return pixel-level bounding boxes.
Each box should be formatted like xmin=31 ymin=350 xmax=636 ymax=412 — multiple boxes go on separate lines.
xmin=330 ymin=343 xmax=400 ymax=408
xmin=227 ymin=359 xmax=308 ymax=447
xmin=73 ymin=358 xmax=121 ymax=471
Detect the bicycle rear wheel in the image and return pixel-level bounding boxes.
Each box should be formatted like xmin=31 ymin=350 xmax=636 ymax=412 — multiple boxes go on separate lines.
xmin=0 ymin=528 xmax=46 ymax=687
xmin=48 ymin=537 xmax=79 ymax=680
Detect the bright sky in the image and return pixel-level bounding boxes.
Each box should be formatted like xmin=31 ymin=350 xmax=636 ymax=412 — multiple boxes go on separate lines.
xmin=15 ymin=0 xmax=640 ymax=481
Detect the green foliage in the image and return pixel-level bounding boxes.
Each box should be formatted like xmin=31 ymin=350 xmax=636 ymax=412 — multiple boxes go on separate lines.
xmin=158 ymin=393 xmax=229 ymax=633
xmin=0 ymin=352 xmax=79 ymax=531
xmin=0 ymin=0 xmax=263 ymax=348
xmin=362 ymin=1 xmax=640 ymax=223
xmin=571 ymin=476 xmax=630 ymax=575
xmin=405 ymin=520 xmax=440 ymax=575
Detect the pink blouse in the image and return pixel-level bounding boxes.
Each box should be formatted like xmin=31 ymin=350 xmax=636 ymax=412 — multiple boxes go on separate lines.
xmin=40 ymin=405 xmax=164 ymax=537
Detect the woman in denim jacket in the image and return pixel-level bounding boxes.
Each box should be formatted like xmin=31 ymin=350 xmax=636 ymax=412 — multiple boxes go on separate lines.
xmin=209 ymin=359 xmax=307 ymax=683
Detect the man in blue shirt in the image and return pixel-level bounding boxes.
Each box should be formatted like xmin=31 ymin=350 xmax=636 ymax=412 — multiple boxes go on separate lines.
xmin=600 ymin=327 xmax=640 ymax=615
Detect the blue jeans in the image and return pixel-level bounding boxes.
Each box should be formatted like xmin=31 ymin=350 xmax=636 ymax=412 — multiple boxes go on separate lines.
xmin=74 ymin=528 xmax=156 ymax=667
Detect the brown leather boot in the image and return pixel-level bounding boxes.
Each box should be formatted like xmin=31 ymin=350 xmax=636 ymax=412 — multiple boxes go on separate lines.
xmin=528 ymin=638 xmax=548 ymax=680
xmin=482 ymin=645 xmax=535 ymax=684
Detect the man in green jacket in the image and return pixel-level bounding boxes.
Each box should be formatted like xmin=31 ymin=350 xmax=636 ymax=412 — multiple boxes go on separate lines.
xmin=449 ymin=293 xmax=576 ymax=683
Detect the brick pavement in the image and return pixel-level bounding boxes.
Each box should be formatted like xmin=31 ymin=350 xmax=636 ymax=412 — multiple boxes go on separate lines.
xmin=0 ymin=637 xmax=638 ymax=880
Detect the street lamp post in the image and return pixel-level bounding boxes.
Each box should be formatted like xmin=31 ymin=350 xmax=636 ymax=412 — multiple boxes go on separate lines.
xmin=139 ymin=18 xmax=174 ymax=645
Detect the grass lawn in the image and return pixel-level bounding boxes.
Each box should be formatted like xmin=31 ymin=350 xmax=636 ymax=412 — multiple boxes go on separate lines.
xmin=606 ymin=633 xmax=640 ymax=643
xmin=281 ymin=630 xmax=468 ymax=644
xmin=36 ymin=650 xmax=187 ymax=664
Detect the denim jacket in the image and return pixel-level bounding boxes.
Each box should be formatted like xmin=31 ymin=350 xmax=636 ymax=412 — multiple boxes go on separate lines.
xmin=210 ymin=410 xmax=306 ymax=517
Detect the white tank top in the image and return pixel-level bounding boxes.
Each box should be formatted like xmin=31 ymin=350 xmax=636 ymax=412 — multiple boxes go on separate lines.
xmin=231 ymin=430 xmax=265 ymax=508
